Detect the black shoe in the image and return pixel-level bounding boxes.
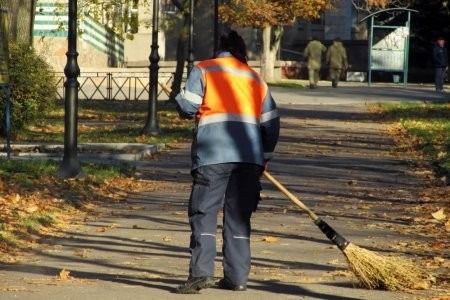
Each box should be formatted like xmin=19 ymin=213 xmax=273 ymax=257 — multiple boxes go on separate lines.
xmin=217 ymin=278 xmax=247 ymax=291
xmin=175 ymin=276 xmax=215 ymax=294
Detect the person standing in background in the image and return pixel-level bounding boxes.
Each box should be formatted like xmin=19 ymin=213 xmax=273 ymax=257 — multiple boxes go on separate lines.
xmin=432 ymin=37 xmax=448 ymax=92
xmin=304 ymin=38 xmax=327 ymax=89
xmin=326 ymin=38 xmax=348 ymax=88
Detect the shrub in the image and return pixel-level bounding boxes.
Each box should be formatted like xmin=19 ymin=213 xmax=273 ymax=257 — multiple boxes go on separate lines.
xmin=0 ymin=43 xmax=56 ymax=137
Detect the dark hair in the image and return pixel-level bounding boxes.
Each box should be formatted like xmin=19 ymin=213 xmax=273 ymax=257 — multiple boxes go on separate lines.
xmin=219 ymin=30 xmax=248 ymax=64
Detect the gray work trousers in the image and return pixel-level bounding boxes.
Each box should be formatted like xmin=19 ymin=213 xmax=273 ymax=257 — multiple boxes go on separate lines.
xmin=188 ymin=163 xmax=263 ymax=285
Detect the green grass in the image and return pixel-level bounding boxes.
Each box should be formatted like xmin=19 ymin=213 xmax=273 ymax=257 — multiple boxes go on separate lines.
xmin=19 ymin=213 xmax=55 ymax=234
xmin=378 ymin=103 xmax=450 ymax=176
xmin=268 ymin=80 xmax=305 ymax=89
xmin=82 ymin=162 xmax=134 ymax=184
xmin=0 ymin=158 xmax=133 ymax=191
xmin=0 ymin=229 xmax=18 ymax=248
xmin=16 ymin=100 xmax=193 ymax=144
xmin=0 ymin=158 xmax=57 ymax=174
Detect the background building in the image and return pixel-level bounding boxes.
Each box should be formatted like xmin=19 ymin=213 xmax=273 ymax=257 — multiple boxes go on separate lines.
xmin=32 ymin=1 xmax=440 ymax=83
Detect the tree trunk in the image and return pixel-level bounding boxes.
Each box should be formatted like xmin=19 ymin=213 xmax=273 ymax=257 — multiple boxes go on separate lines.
xmin=169 ymin=12 xmax=189 ymax=103
xmin=0 ymin=0 xmax=34 ymax=46
xmin=260 ymin=25 xmax=284 ymax=82
xmin=260 ymin=26 xmax=272 ymax=81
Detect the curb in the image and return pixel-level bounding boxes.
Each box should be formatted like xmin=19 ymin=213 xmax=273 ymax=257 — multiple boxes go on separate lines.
xmin=0 ymin=142 xmax=165 ymax=162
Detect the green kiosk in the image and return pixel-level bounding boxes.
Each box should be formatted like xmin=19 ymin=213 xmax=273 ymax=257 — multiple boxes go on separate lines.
xmin=361 ymin=8 xmax=418 ymax=86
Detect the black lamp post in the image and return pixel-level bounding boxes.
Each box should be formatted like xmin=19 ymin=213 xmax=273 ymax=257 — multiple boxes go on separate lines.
xmin=186 ymin=0 xmax=194 ymax=76
xmin=141 ymin=0 xmax=160 ymax=135
xmin=58 ymin=0 xmax=83 ymax=178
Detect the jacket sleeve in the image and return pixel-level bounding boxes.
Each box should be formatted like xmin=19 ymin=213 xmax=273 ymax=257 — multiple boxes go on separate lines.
xmin=304 ymin=44 xmax=310 ymax=59
xmin=260 ymin=87 xmax=280 ymax=162
xmin=175 ymin=66 xmax=205 ymax=119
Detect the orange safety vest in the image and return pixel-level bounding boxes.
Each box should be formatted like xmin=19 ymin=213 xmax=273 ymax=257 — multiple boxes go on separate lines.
xmin=195 ymin=56 xmax=267 ymax=123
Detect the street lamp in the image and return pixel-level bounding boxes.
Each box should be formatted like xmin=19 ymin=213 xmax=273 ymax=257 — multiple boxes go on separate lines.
xmin=141 ymin=0 xmax=160 ymax=135
xmin=186 ymin=0 xmax=194 ymax=76
xmin=58 ymin=0 xmax=83 ymax=178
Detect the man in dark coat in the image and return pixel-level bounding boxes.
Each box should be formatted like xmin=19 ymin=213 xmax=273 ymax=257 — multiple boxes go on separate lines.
xmin=432 ymin=37 xmax=448 ymax=92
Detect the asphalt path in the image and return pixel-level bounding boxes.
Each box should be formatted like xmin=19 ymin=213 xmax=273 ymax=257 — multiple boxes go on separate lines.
xmin=1 ymin=83 xmax=448 ymax=300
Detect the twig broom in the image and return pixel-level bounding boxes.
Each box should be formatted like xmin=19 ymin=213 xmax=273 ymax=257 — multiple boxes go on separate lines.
xmin=263 ymin=171 xmax=431 ymax=291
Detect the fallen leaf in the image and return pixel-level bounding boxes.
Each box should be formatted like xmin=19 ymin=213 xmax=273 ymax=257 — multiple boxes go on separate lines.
xmin=430 ymin=242 xmax=445 ymax=250
xmin=96 ymin=227 xmax=106 ymax=232
xmin=410 ymin=279 xmax=431 ymax=290
xmin=58 ymin=269 xmax=71 ymax=280
xmin=11 ymin=193 xmax=21 ymax=204
xmin=445 ymin=220 xmax=450 ymax=232
xmin=25 ymin=204 xmax=39 ymax=213
xmin=433 ymin=257 xmax=446 ymax=265
xmin=74 ymin=249 xmax=89 ymax=258
xmin=431 ymin=208 xmax=446 ymax=221
xmin=328 ymin=259 xmax=341 ymax=265
xmin=162 ymin=236 xmax=172 ymax=242
xmin=261 ymin=236 xmax=278 ymax=243
xmin=429 ymin=296 xmax=450 ymax=300
xmin=0 ymin=287 xmax=27 ymax=292
xmin=358 ymin=205 xmax=372 ymax=210
xmin=326 ymin=270 xmax=352 ymax=277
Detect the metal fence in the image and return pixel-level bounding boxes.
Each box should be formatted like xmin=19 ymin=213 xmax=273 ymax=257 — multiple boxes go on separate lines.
xmin=55 ymin=71 xmax=173 ymax=101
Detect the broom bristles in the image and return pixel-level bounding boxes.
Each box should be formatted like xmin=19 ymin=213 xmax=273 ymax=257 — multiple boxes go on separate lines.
xmin=343 ymin=243 xmax=430 ymax=291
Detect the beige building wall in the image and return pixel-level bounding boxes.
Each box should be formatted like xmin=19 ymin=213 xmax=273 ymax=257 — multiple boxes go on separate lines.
xmin=124 ymin=0 xmax=167 ymax=66
xmin=34 ymin=36 xmax=115 ymax=71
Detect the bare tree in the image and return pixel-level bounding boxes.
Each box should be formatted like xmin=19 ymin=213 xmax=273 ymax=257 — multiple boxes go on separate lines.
xmin=351 ymin=0 xmax=412 ymax=12
xmin=168 ymin=0 xmax=189 ymax=103
xmin=0 ymin=0 xmax=35 ymax=46
xmin=352 ymin=0 xmax=413 ymax=23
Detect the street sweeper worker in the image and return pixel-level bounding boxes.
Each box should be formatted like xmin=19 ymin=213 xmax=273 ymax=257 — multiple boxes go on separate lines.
xmin=174 ymin=30 xmax=280 ymax=294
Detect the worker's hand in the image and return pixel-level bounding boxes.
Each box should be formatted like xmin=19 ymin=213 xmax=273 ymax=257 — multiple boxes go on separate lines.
xmin=176 ymin=105 xmax=193 ymax=119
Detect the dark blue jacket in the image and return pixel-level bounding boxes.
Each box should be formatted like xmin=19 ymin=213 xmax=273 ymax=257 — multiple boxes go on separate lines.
xmin=433 ymin=44 xmax=448 ymax=68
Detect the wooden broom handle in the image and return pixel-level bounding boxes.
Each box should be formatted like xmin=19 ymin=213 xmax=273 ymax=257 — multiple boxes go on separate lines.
xmin=263 ymin=171 xmax=320 ymax=222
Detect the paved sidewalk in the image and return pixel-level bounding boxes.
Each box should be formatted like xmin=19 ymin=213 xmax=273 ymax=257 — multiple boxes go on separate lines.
xmin=1 ymin=84 xmax=448 ymax=300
